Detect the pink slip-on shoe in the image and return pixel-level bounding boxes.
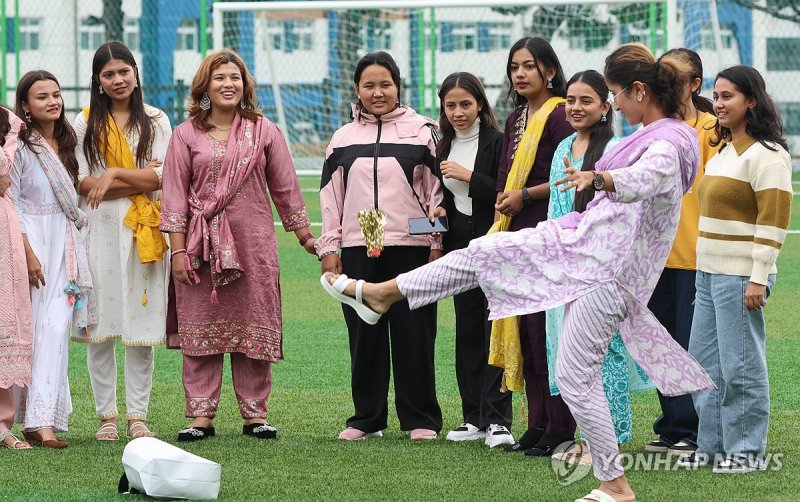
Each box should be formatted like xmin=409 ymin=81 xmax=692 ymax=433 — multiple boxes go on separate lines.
xmin=410 ymin=428 xmax=438 ymax=441
xmin=338 ymin=427 xmax=383 ymax=441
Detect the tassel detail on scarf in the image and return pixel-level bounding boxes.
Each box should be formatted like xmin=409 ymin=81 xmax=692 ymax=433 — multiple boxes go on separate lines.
xmin=210 ymin=288 xmax=219 ymax=304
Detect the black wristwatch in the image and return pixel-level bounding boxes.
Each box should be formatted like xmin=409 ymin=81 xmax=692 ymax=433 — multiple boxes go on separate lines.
xmin=592 ymin=172 xmax=605 ymax=191
xmin=520 ymin=188 xmax=533 ymax=206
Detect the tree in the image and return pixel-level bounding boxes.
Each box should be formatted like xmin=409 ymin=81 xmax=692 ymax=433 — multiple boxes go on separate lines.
xmin=732 ymin=0 xmax=800 ymax=24
xmin=86 ymin=0 xmax=123 ymax=42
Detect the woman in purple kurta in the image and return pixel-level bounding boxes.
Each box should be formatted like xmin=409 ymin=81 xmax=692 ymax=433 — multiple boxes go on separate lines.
xmin=160 ymin=50 xmax=314 ymax=442
xmin=494 ymin=37 xmax=576 ymax=455
xmin=320 ymin=45 xmax=716 ymax=501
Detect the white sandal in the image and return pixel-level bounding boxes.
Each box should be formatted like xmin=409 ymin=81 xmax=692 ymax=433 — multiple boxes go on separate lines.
xmin=576 ymin=489 xmax=634 ymax=502
xmin=320 ymin=273 xmax=381 ymax=325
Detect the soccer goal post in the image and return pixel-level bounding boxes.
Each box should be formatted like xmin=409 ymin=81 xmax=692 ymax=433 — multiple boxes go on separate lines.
xmin=209 ymin=0 xmax=750 ymax=173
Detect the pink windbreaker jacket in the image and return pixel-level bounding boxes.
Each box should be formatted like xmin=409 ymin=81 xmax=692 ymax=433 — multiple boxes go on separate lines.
xmin=315 ymin=104 xmax=443 ymax=256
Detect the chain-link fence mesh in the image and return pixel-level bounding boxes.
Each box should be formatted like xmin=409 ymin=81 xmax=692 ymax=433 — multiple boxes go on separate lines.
xmin=3 ymin=0 xmax=800 ymax=168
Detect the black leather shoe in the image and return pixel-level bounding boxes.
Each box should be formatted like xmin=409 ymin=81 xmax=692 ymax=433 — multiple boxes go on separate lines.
xmin=504 ymin=427 xmax=544 ymax=452
xmin=177 ymin=426 xmax=215 ymax=442
xmin=243 ymin=423 xmax=277 ymax=439
xmin=524 ymin=433 xmax=573 ymax=457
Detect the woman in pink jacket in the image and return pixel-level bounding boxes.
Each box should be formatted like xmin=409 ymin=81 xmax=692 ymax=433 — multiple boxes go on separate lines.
xmin=316 ymin=51 xmax=444 ymax=441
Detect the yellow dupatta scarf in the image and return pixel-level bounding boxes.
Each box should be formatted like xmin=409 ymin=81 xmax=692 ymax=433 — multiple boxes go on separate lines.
xmin=82 ymin=108 xmax=167 ymax=267
xmin=487 ymin=97 xmax=566 ymax=392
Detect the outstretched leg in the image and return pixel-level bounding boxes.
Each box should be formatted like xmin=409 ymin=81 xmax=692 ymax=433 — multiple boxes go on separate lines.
xmin=323 ymin=248 xmax=481 ymax=314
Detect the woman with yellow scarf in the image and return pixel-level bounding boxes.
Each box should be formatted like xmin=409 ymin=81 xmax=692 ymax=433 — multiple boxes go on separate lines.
xmin=491 ymin=37 xmax=576 ymax=455
xmin=74 ymin=41 xmax=172 ymax=441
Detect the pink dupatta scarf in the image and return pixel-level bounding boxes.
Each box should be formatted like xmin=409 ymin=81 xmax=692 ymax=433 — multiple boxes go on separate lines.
xmin=185 ymin=114 xmax=265 ymax=302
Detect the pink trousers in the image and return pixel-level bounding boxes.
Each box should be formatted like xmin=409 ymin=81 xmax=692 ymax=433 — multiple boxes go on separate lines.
xmin=182 ymin=353 xmax=272 ymax=419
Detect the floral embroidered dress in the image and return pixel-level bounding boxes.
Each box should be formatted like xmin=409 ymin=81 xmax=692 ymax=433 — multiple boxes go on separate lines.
xmin=469 ymin=119 xmax=715 ymax=398
xmin=160 ymin=118 xmax=309 ymax=361
xmin=73 ymin=105 xmax=172 ymax=345
xmin=9 ymin=143 xmax=83 ymax=431
xmin=0 ymin=113 xmax=32 ymax=391
xmin=545 ymin=133 xmax=653 ymax=443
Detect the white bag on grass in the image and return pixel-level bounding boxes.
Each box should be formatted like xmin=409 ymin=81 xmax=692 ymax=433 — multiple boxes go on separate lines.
xmin=120 ymin=437 xmax=221 ymax=499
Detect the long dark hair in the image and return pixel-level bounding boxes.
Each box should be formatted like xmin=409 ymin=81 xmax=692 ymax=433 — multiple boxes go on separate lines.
xmin=353 ymin=51 xmax=402 ymax=107
xmin=662 ymin=48 xmax=714 ymax=118
xmin=505 ymin=37 xmax=567 ymax=106
xmin=0 ymin=106 xmax=9 ymax=147
xmin=566 ymin=70 xmax=614 ymax=213
xmin=436 ymin=72 xmax=500 ymax=158
xmin=15 ymin=71 xmax=79 ymax=185
xmin=710 ymin=65 xmax=788 ymax=152
xmin=83 ymin=41 xmax=155 ymax=171
xmin=604 ymin=43 xmax=692 ymax=120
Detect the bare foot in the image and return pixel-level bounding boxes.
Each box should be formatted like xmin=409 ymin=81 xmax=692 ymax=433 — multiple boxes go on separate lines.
xmin=324 ymin=273 xmax=392 ymax=314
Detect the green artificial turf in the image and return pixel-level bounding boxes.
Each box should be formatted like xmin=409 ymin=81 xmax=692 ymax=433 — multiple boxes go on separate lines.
xmin=0 ymin=175 xmax=798 ymax=501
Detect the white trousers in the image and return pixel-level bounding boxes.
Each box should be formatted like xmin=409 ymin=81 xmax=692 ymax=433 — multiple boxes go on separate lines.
xmin=87 ymin=341 xmax=154 ymax=420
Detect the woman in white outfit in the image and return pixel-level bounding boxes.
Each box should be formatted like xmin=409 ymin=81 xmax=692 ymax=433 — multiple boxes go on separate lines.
xmin=11 ymin=70 xmax=96 ymax=448
xmin=75 ymin=41 xmax=171 ymax=440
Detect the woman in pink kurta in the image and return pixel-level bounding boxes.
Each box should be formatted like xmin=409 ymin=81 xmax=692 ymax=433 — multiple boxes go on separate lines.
xmin=160 ymin=50 xmax=314 ymax=442
xmin=0 ymin=108 xmax=33 ymax=449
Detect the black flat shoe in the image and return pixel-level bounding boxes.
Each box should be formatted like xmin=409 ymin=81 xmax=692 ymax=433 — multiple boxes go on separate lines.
xmin=177 ymin=426 xmax=215 ymax=442
xmin=504 ymin=427 xmax=544 ymax=452
xmin=243 ymin=423 xmax=277 ymax=440
xmin=524 ymin=432 xmax=573 ymax=457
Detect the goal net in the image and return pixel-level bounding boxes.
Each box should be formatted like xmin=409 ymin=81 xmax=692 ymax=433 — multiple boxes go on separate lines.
xmin=211 ymin=0 xmax=800 ymax=171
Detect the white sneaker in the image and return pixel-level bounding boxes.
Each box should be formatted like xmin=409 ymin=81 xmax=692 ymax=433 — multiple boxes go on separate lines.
xmin=484 ymin=424 xmax=515 ymax=448
xmin=445 ymin=423 xmax=485 ymax=442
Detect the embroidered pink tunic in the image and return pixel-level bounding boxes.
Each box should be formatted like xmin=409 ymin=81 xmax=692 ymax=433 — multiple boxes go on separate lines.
xmin=0 ymin=113 xmax=33 ymax=388
xmin=160 ymin=118 xmax=309 ymax=362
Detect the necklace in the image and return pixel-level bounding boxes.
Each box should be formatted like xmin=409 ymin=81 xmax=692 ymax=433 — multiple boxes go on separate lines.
xmin=208 ymin=119 xmax=232 ymax=132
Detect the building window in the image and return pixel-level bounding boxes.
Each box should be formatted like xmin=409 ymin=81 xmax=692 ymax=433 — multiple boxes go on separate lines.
xmin=700 ymin=24 xmax=734 ymax=50
xmin=487 ymin=22 xmax=512 ymax=50
xmin=176 ymin=19 xmax=197 ymax=51
xmin=767 ymin=38 xmax=800 ymax=71
xmin=265 ymin=20 xmax=313 ymax=52
xmin=19 ymin=18 xmax=41 ymax=51
xmin=362 ymin=20 xmax=391 ymax=51
xmin=780 ymin=103 xmax=800 ymax=136
xmin=80 ymin=18 xmax=104 ymax=51
xmin=451 ymin=22 xmax=476 ymax=51
xmin=124 ymin=19 xmax=139 ymax=51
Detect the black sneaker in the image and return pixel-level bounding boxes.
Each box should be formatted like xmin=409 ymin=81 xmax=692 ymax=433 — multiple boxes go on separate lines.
xmin=243 ymin=423 xmax=278 ymax=439
xmin=177 ymin=426 xmax=215 ymax=442
xmin=667 ymin=440 xmax=697 ymax=457
xmin=644 ymin=439 xmax=671 ymax=453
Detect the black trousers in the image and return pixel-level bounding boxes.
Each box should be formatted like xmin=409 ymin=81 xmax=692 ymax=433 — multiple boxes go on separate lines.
xmin=648 ymin=268 xmax=699 ymax=444
xmin=340 ymin=246 xmax=442 ymax=433
xmin=449 ymin=210 xmax=513 ymax=429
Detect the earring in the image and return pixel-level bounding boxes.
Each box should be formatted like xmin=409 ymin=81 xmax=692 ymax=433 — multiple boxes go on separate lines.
xmin=637 ymin=94 xmax=643 ymax=102
xmin=199 ymin=92 xmax=211 ymax=111
xmin=99 ymin=85 xmax=104 ymax=95
xmin=240 ymin=101 xmax=246 ymax=110
xmin=547 ymin=79 xmax=553 ymax=89
xmin=24 ymin=110 xmax=31 ymax=123
xmin=134 ymin=81 xmax=139 ymax=88
xmin=601 ymin=112 xmax=607 ymax=123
